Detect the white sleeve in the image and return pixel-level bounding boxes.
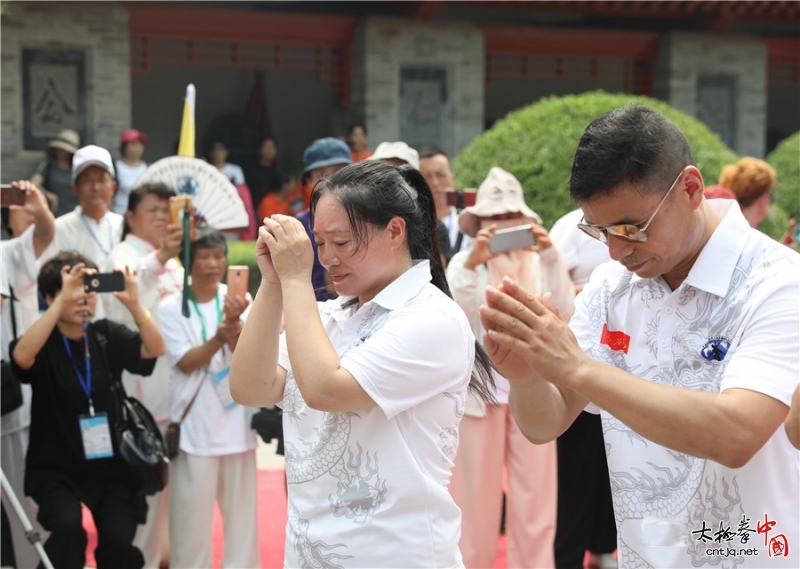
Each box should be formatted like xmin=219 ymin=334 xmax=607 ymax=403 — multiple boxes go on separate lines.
xmin=720 ymin=279 xmax=799 ymax=406
xmin=341 ymin=303 xmax=474 ymax=420
xmin=445 ymin=250 xmax=484 ymax=337
xmin=6 ymin=227 xmax=43 ymax=291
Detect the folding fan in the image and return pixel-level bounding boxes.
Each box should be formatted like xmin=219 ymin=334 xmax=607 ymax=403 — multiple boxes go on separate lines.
xmin=136 ymin=156 xmax=249 ymax=231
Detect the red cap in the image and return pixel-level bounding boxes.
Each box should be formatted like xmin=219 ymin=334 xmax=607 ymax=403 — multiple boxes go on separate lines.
xmin=120 ymin=128 xmax=147 ymax=145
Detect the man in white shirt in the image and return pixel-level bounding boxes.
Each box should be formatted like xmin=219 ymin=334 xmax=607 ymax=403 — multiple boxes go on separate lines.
xmin=480 ymin=106 xmax=799 ymax=568
xmin=54 ymin=145 xmax=124 ymax=319
xmin=1 ymin=181 xmax=56 ymax=569
xmin=420 ymin=149 xmax=473 ymax=254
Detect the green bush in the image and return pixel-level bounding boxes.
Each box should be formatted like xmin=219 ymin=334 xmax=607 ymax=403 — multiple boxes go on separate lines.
xmin=453 ymin=91 xmax=740 ymax=228
xmin=767 ymin=131 xmax=800 ymax=222
xmin=226 ymin=240 xmax=261 ymax=298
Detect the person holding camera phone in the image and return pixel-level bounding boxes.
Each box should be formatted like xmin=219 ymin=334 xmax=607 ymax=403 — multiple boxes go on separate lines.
xmin=445 ymin=167 xmax=574 ymax=569
xmin=10 ymin=252 xmax=164 ymax=569
xmin=1 ymin=180 xmax=57 ymax=568
xmin=419 ymin=149 xmax=474 ymax=255
xmin=156 ymin=226 xmax=259 ymax=568
xmin=103 ymin=182 xmax=183 ymax=569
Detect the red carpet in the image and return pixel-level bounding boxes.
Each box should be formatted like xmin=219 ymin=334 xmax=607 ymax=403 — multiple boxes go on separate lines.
xmin=82 ymin=468 xmax=509 ymax=568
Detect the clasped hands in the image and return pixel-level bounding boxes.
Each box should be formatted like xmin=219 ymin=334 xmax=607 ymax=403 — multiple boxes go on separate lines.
xmin=255 ymin=214 xmax=314 ymax=285
xmin=479 ymin=277 xmax=590 ymax=389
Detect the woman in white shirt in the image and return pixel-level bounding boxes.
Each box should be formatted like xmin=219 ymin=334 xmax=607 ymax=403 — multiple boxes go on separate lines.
xmin=231 ymin=160 xmax=495 ymax=568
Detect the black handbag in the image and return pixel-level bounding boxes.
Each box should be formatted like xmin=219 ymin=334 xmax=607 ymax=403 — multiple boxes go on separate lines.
xmin=98 ymin=329 xmax=169 ymax=496
xmin=115 ymin=394 xmax=169 ymax=496
xmin=1 ymin=286 xmax=23 ymax=416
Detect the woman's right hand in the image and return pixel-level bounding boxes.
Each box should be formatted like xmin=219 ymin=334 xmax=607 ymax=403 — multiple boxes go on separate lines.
xmin=255 ymin=222 xmax=281 ymax=284
xmin=58 ymin=263 xmax=96 ymax=317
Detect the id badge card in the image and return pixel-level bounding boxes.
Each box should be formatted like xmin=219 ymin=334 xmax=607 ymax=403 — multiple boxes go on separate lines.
xmin=79 ymin=412 xmax=114 ymax=460
xmin=211 ymin=366 xmax=238 ymax=410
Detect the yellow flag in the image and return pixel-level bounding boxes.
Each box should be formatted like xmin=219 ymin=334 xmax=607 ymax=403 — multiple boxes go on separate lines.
xmin=177 ymin=84 xmax=195 ymax=158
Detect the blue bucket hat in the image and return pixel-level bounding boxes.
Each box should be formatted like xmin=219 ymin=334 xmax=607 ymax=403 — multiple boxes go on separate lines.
xmin=303 ymin=137 xmax=352 ymax=175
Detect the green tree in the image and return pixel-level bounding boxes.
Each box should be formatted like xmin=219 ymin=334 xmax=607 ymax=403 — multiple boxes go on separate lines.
xmin=454 ymin=91 xmax=739 ymax=228
xmin=767 ymin=131 xmax=800 ymax=222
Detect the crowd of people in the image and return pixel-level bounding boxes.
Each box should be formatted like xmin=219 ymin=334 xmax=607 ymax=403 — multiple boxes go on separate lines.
xmin=0 ymin=106 xmax=798 ymax=569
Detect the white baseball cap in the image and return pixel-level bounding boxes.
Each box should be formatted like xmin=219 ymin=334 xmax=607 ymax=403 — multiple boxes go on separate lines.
xmin=371 ymin=141 xmax=420 ymax=170
xmin=72 ymin=145 xmax=115 ymax=182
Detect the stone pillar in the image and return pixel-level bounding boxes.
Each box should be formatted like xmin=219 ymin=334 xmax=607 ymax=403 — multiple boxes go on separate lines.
xmin=356 ymin=16 xmax=484 ymax=157
xmin=654 ymin=32 xmax=767 ymax=158
xmin=1 ymin=1 xmax=131 ymax=182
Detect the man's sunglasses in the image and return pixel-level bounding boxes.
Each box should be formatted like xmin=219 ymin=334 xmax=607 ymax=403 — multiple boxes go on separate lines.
xmin=577 ymin=168 xmax=685 ymax=243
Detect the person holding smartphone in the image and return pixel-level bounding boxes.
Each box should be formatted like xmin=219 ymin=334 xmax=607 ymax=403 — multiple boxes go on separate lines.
xmin=156 ymin=226 xmax=259 ymax=568
xmin=1 ymin=180 xmax=57 ymax=569
xmin=10 ymin=252 xmax=164 ymax=569
xmin=445 ymin=167 xmax=574 ymax=569
xmin=103 ymin=182 xmax=183 ymax=569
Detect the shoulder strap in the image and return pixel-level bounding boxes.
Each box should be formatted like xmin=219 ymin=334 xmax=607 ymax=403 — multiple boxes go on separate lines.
xmin=8 ymin=285 xmax=17 ymax=340
xmin=178 ymin=378 xmax=204 ymax=423
xmin=454 ymin=231 xmax=464 ymax=253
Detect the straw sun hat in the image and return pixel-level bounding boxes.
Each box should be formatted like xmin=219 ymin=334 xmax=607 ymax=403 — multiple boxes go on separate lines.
xmin=458 ymin=167 xmax=542 ymax=238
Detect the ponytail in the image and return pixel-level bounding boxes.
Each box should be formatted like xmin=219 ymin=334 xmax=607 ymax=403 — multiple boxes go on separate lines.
xmin=400 ymin=166 xmax=496 ymax=405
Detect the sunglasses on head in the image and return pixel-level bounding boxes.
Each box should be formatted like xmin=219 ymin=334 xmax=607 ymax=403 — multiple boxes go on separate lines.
xmin=577 ymin=168 xmax=686 ymax=244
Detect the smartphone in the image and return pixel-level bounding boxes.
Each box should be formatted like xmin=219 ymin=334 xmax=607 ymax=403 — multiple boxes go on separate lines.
xmin=169 ymin=195 xmax=195 ymax=241
xmin=489 ymin=225 xmax=537 ymax=254
xmin=445 ymin=189 xmax=477 ymax=208
xmin=0 ymin=184 xmax=26 ymax=207
xmin=227 ymin=265 xmax=249 ymax=299
xmin=84 ymin=272 xmax=125 ymax=293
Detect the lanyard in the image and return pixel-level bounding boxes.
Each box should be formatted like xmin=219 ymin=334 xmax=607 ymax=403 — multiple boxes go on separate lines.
xmin=80 ymin=213 xmax=113 ymax=255
xmin=188 ymin=289 xmax=222 ymax=344
xmin=61 ymin=321 xmax=95 ymax=415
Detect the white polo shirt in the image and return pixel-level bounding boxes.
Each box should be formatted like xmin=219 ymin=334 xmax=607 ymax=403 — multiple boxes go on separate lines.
xmin=570 ymin=200 xmax=799 ymax=568
xmin=159 ymin=284 xmax=256 ymax=456
xmin=278 ymin=260 xmax=473 ymax=569
xmin=54 ymin=206 xmax=123 ymax=265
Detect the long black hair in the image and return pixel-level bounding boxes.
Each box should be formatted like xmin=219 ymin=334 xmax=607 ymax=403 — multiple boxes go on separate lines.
xmin=310 ymin=160 xmax=496 ymax=404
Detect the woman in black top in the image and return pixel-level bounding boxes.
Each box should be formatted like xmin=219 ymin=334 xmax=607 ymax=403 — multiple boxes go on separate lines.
xmin=11 ymin=252 xmax=164 ymax=569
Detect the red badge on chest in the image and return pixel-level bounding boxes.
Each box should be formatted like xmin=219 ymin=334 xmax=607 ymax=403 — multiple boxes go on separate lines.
xmin=600 ymin=324 xmax=630 ymax=354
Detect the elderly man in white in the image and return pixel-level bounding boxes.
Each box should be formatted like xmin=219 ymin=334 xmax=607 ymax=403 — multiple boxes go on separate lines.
xmin=446 ymin=167 xmax=574 ymax=569
xmin=54 ymin=145 xmax=124 ymax=320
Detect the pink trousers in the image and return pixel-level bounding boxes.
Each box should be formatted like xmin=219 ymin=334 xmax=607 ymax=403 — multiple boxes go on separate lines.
xmin=450 ymin=404 xmax=557 ymax=569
